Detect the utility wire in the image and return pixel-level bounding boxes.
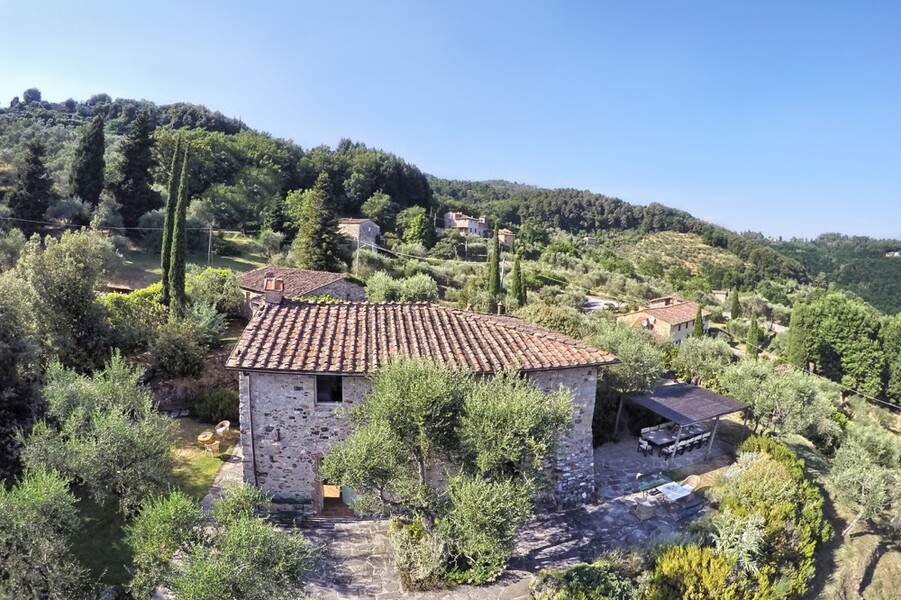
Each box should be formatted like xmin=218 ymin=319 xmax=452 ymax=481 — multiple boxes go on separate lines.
xmin=716 ymin=324 xmax=900 ymax=412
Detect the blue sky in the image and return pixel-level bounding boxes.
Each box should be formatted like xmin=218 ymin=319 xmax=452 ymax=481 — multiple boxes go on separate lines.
xmin=2 ymin=1 xmax=899 ymax=238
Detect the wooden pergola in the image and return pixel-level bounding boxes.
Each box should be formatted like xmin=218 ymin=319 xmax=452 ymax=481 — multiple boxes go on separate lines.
xmin=614 ymin=382 xmax=749 ymax=463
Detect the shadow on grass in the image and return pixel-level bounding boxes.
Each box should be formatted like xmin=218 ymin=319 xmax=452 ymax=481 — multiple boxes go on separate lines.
xmin=71 ymin=495 xmax=133 ymax=587
xmin=785 ymin=439 xmax=842 ymax=600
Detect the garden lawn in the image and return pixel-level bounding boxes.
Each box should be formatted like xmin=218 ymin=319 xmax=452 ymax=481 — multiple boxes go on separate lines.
xmin=72 ymin=417 xmax=237 ymax=586
xmin=109 ymin=232 xmax=267 ymax=290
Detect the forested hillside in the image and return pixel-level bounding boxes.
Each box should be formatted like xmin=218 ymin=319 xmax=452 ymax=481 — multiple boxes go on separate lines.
xmin=779 ymin=234 xmax=901 ymax=314
xmin=3 ymin=90 xmax=900 ymax=312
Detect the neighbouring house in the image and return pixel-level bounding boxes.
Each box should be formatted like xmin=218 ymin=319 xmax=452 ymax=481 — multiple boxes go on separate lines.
xmin=338 ymin=217 xmax=380 ymax=249
xmin=618 ymin=296 xmax=710 ymax=344
xmin=498 ymin=228 xmax=515 ymax=250
xmin=237 ymin=266 xmax=365 ymax=316
xmin=582 ymin=236 xmax=597 ymax=246
xmin=226 ymin=292 xmax=618 ymax=514
xmin=712 ymin=289 xmax=729 ymax=304
xmin=442 ymin=211 xmax=491 ymax=238
xmin=886 ymin=251 xmax=901 ymax=258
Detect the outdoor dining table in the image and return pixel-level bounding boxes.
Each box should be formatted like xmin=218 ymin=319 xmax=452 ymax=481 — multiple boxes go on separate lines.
xmin=641 ymin=429 xmax=677 ymax=447
xmin=655 ymin=481 xmax=692 ymax=503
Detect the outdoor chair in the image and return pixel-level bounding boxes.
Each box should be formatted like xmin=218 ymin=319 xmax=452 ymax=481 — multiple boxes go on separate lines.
xmin=640 ymin=426 xmax=651 ymax=435
xmin=680 ymin=475 xmax=701 ymax=492
xmin=637 ymin=439 xmax=652 ymax=456
xmin=661 ymin=444 xmax=677 ymax=459
xmin=215 ymin=420 xmax=231 ymax=439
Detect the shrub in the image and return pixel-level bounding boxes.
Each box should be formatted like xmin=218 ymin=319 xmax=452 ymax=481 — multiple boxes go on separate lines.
xmin=388 ymin=519 xmax=448 ymax=591
xmin=439 ymin=475 xmax=532 ymax=584
xmin=150 ymin=321 xmax=205 ymax=378
xmin=100 ymin=292 xmax=167 ymax=354
xmin=513 ymin=303 xmax=587 ymax=338
xmin=530 ymin=557 xmax=636 ymax=599
xmin=399 ymin=273 xmax=439 ymax=302
xmin=185 ymin=302 xmax=226 ymax=348
xmin=642 ymin=545 xmax=743 ymax=600
xmin=366 ymin=271 xmax=438 ymax=302
xmin=192 ymin=388 xmax=239 ymax=424
xmin=186 ymin=267 xmax=244 ymax=318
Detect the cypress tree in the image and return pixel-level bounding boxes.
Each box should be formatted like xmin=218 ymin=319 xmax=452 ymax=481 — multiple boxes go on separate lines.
xmin=486 ymin=226 xmax=500 ymax=313
xmin=730 ymin=289 xmax=741 ymax=319
xmin=9 ymin=140 xmax=53 ymax=231
xmin=168 ymin=149 xmax=190 ymax=319
xmin=70 ymin=115 xmax=105 ymax=207
xmin=114 ymin=110 xmax=160 ymax=228
xmin=287 ymin=172 xmax=343 ymax=271
xmin=692 ymin=305 xmax=705 ymax=338
xmin=160 ymin=137 xmax=183 ymax=307
xmin=510 ymin=252 xmax=526 ymax=307
xmin=747 ymin=312 xmax=760 ymax=359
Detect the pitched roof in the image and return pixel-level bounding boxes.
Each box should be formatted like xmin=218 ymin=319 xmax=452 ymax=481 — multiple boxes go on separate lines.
xmin=338 ymin=218 xmax=373 ymax=225
xmin=237 ymin=266 xmax=354 ymax=297
xmin=226 ymin=301 xmax=618 ymax=374
xmin=622 ymin=301 xmax=709 ymax=326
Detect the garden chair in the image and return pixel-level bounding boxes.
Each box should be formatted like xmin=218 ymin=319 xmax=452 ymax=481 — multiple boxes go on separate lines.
xmin=637 ymin=439 xmax=652 ymax=456
xmin=215 ymin=420 xmax=231 ymax=439
xmin=680 ymin=475 xmax=701 ymax=493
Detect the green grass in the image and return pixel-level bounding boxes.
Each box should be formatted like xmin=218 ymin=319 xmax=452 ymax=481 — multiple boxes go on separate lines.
xmin=110 ymin=232 xmax=268 ymax=290
xmin=73 ymin=417 xmax=237 ymax=586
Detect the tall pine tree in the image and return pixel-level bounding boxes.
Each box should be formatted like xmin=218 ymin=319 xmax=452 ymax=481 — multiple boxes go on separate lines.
xmin=287 ymin=173 xmax=343 ymax=271
xmin=747 ymin=312 xmax=761 ymax=359
xmin=692 ymin=305 xmax=705 ymax=338
xmin=160 ymin=137 xmax=183 ymax=307
xmin=729 ymin=289 xmax=741 ymax=319
xmin=509 ymin=252 xmax=526 ymax=307
xmin=168 ymin=149 xmax=190 ymax=319
xmin=486 ymin=225 xmax=501 ymax=314
xmin=114 ymin=110 xmax=160 ymax=228
xmin=9 ymin=140 xmax=53 ymax=231
xmin=70 ymin=115 xmax=105 ymax=207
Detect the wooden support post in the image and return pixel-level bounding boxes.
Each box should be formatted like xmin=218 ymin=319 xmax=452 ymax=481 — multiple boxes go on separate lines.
xmin=613 ymin=395 xmax=624 ymax=438
xmin=705 ymin=416 xmax=721 ymax=459
xmin=668 ymin=425 xmax=684 ymax=466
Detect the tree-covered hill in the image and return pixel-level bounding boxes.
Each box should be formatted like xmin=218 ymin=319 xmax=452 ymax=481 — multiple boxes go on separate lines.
xmin=431 ymin=177 xmax=809 ymax=287
xmin=5 ymin=89 xmax=901 ymax=311
xmin=779 ymin=234 xmax=901 ymax=314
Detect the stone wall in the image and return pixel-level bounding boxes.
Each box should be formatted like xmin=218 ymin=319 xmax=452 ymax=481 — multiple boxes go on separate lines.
xmin=528 ymin=367 xmax=598 ymax=506
xmin=313 ymin=280 xmax=366 ymax=301
xmin=239 ymin=365 xmax=599 ymax=511
xmin=239 ymin=371 xmax=371 ymax=510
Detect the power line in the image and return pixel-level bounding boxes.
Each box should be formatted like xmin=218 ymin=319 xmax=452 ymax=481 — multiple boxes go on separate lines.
xmin=716 ymin=325 xmax=900 ymax=412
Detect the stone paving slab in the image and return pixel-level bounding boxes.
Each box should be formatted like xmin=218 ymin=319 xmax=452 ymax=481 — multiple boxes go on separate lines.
xmin=298 ymin=436 xmax=730 ymax=598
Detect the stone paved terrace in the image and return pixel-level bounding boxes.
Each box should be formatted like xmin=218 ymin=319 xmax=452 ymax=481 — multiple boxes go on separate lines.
xmin=300 ymin=432 xmax=738 ymax=599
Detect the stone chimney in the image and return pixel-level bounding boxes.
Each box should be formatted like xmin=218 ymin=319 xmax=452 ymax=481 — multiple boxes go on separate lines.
xmin=263 ymin=272 xmax=284 ymax=305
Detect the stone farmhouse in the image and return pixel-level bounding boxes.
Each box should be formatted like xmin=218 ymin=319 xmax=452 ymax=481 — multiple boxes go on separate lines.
xmin=338 ymin=217 xmax=380 ymax=249
xmin=442 ymin=211 xmax=491 ymax=238
xmin=617 ymin=295 xmax=709 ymax=344
xmin=226 ymin=291 xmax=618 ymax=514
xmin=237 ymin=266 xmax=365 ymax=317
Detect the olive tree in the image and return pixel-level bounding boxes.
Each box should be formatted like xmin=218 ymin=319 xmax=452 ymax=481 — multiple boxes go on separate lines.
xmin=0 ymin=468 xmax=92 ymax=599
xmin=21 ymin=355 xmax=176 ymax=514
xmin=321 ymin=359 xmax=573 ymax=585
xmin=127 ymin=484 xmax=316 ymax=600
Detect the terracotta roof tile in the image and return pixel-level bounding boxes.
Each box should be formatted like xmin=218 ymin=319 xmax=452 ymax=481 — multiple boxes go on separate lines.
xmin=620 ymin=301 xmax=709 ymax=326
xmin=227 ymin=301 xmax=617 ymax=374
xmin=237 ymin=266 xmax=357 ymax=298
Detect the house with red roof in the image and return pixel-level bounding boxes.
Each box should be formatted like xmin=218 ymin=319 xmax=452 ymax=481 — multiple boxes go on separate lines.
xmin=617 ymin=296 xmax=709 ymax=344
xmin=226 ymin=277 xmax=618 ymax=514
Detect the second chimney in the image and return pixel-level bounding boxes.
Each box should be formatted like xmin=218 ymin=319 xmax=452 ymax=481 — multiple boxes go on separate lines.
xmin=263 ymin=273 xmax=285 ymax=305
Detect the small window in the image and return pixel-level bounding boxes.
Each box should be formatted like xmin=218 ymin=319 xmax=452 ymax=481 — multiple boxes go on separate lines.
xmin=316 ymin=376 xmax=343 ymax=404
